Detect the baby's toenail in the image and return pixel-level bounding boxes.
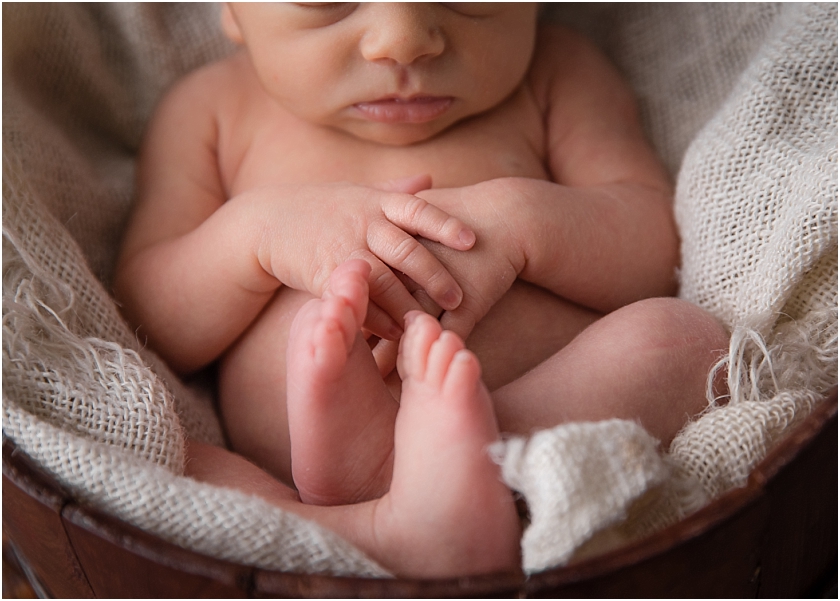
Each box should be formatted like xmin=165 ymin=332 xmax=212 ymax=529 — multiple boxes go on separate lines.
xmin=455 ymin=350 xmax=470 ymax=361
xmin=459 ymin=229 xmax=476 ymax=247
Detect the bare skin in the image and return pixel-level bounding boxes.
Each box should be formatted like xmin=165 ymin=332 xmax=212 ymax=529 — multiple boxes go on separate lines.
xmin=114 ymin=3 xmax=730 ymax=576
xmin=286 ymin=261 xmax=398 ymax=505
xmin=186 ymin=262 xmax=520 ymax=576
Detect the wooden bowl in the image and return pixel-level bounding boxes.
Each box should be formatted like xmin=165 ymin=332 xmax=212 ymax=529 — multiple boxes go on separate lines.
xmin=3 ymin=389 xmax=836 ymax=598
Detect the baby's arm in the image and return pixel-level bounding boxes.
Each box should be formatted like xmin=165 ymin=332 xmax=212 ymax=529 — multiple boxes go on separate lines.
xmin=514 ymin=24 xmax=678 ymax=307
xmin=417 ymin=25 xmax=678 ymax=338
xmin=114 ymin=70 xmax=474 ymax=374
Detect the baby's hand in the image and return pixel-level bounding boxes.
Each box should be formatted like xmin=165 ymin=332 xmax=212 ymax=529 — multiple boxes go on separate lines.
xmin=248 ymin=181 xmax=475 ymax=337
xmin=412 ymin=179 xmax=531 ymax=340
xmin=368 ymin=179 xmax=530 ymax=376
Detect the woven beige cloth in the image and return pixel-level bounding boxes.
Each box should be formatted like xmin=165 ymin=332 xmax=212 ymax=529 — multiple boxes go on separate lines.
xmin=506 ymin=2 xmax=838 ymax=572
xmin=3 ymin=3 xmax=836 ymax=576
xmin=2 ymin=3 xmax=386 ymax=576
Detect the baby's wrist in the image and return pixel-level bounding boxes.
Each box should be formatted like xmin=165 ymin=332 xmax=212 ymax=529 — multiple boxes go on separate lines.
xmin=486 ymin=176 xmax=544 ymax=268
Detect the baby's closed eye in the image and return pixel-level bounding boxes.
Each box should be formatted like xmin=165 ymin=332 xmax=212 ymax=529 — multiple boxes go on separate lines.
xmin=440 ymin=3 xmax=502 ymax=18
xmin=289 ymin=2 xmax=358 ymax=27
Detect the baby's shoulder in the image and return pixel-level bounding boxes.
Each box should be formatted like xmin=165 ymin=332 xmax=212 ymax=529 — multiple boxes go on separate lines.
xmin=527 ymin=23 xmax=636 ymax=116
xmin=152 ymin=52 xmax=248 ymax=125
xmin=534 ymin=23 xmax=596 ymax=57
xmin=530 ymin=23 xmax=612 ymax=77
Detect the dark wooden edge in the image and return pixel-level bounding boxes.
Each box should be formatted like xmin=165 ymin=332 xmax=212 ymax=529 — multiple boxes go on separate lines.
xmin=519 ymin=478 xmax=765 ymax=594
xmin=60 ymin=504 xmax=255 ymax=591
xmin=2 ymin=441 xmax=72 ymax=511
xmin=3 ymin=533 xmax=40 ymax=598
xmin=3 ymin=389 xmax=837 ymax=598
xmin=521 ymin=387 xmax=839 ymax=594
xmin=753 ymin=388 xmax=838 ymax=597
xmin=749 ymin=387 xmax=838 ymax=487
xmin=1 ymin=437 xmax=523 ymax=598
xmin=2 ymin=439 xmax=96 ymax=597
xmin=2 ymin=439 xmax=254 ymax=597
xmin=252 ymin=566 xmax=525 ymax=599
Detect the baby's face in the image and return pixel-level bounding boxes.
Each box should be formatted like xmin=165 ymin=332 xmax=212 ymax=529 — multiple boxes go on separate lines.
xmin=222 ymin=3 xmax=538 ymax=145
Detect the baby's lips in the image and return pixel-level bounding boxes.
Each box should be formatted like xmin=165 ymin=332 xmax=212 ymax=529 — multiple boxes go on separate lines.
xmin=354 ymin=96 xmax=453 ymax=124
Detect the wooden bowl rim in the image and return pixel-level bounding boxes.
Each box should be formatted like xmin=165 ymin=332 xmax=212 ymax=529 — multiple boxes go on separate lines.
xmin=3 ymin=388 xmax=836 ymax=597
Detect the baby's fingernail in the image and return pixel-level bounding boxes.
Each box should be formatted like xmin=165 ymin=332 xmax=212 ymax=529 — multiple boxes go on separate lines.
xmin=459 ymin=229 xmax=476 ymax=247
xmin=443 ymin=288 xmax=462 ymax=309
xmin=389 ymin=323 xmax=403 ymax=339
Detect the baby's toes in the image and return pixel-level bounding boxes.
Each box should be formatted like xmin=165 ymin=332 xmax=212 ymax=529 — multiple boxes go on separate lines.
xmin=324 ymin=259 xmax=371 ymax=328
xmin=289 ymin=297 xmax=326 ymax=351
xmin=398 ymin=312 xmax=442 ymax=381
xmin=442 ymin=349 xmax=482 ymax=399
xmin=424 ymin=331 xmax=466 ymax=388
xmin=287 ymin=298 xmax=352 ymax=381
xmin=315 ymin=297 xmax=358 ymax=357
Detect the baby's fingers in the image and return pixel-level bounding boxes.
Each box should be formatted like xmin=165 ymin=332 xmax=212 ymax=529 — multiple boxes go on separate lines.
xmin=371 ymin=338 xmax=399 ymax=378
xmin=367 ymin=221 xmax=463 ymax=311
xmin=383 ymin=194 xmax=475 ymax=251
xmin=439 ymin=307 xmax=478 ymax=343
xmin=359 ymin=251 xmax=429 ymax=327
xmin=363 ymin=302 xmax=403 ymax=341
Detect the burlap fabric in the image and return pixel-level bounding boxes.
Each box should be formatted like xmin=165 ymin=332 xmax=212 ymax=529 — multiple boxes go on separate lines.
xmin=3 ymin=3 xmax=836 ymax=576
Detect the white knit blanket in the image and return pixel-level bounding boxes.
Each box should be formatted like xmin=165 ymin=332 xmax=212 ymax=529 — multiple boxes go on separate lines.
xmin=3 ymin=3 xmax=836 ymax=576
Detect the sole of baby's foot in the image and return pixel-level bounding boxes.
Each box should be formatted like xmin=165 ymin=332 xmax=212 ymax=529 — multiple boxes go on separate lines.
xmin=286 ymin=259 xmax=398 ymax=506
xmin=373 ymin=312 xmax=521 ymax=578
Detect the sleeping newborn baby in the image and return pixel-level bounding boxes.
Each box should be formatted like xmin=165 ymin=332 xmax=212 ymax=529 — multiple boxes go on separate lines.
xmin=114 ymin=2 xmax=728 ymax=577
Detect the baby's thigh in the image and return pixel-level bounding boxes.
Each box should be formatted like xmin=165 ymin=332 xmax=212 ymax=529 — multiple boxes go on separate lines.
xmin=606 ymin=298 xmax=730 ymax=383
xmin=491 ymin=298 xmax=729 ymax=441
xmin=581 ymin=298 xmax=730 ymax=435
xmin=217 ymin=287 xmax=315 ymax=484
xmin=467 ymin=280 xmax=601 ymax=391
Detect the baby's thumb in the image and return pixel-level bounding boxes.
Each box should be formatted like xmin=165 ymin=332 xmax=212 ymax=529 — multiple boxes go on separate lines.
xmin=439 ymin=309 xmax=476 ymax=344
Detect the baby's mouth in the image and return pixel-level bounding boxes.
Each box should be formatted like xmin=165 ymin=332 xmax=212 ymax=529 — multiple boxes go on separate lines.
xmin=353 ymin=96 xmax=453 ymax=124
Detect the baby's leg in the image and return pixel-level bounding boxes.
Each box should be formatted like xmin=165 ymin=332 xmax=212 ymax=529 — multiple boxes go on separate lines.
xmin=219 ymin=261 xmax=397 ymax=504
xmin=218 ymin=286 xmax=311 ymax=487
xmin=186 ymin=311 xmax=521 ymax=578
xmin=492 ymin=298 xmax=729 ymax=443
xmin=373 ymin=311 xmax=521 ymax=576
xmin=286 ymin=259 xmax=398 ymax=505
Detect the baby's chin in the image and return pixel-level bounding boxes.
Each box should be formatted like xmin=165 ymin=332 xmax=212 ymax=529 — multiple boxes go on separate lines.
xmin=331 ymin=118 xmax=461 ymax=147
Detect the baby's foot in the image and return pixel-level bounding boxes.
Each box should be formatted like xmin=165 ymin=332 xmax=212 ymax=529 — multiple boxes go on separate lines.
xmin=373 ymin=312 xmax=521 ymax=577
xmin=286 ymin=260 xmax=397 ymax=505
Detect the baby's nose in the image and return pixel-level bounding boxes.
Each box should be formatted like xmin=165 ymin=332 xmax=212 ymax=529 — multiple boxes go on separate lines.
xmin=359 ymin=4 xmax=444 ymax=66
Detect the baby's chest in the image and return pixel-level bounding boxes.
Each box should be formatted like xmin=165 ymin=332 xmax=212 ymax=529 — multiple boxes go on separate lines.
xmin=224 ymin=104 xmax=548 ymax=194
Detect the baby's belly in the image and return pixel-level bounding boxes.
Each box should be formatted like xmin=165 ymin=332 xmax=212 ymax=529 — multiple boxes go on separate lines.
xmin=465 ymin=281 xmax=601 ymax=391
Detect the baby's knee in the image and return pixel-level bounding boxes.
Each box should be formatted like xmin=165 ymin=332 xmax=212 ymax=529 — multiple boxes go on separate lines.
xmin=611 ymin=298 xmax=729 ymax=372
xmin=614 ymin=298 xmax=729 ymax=351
